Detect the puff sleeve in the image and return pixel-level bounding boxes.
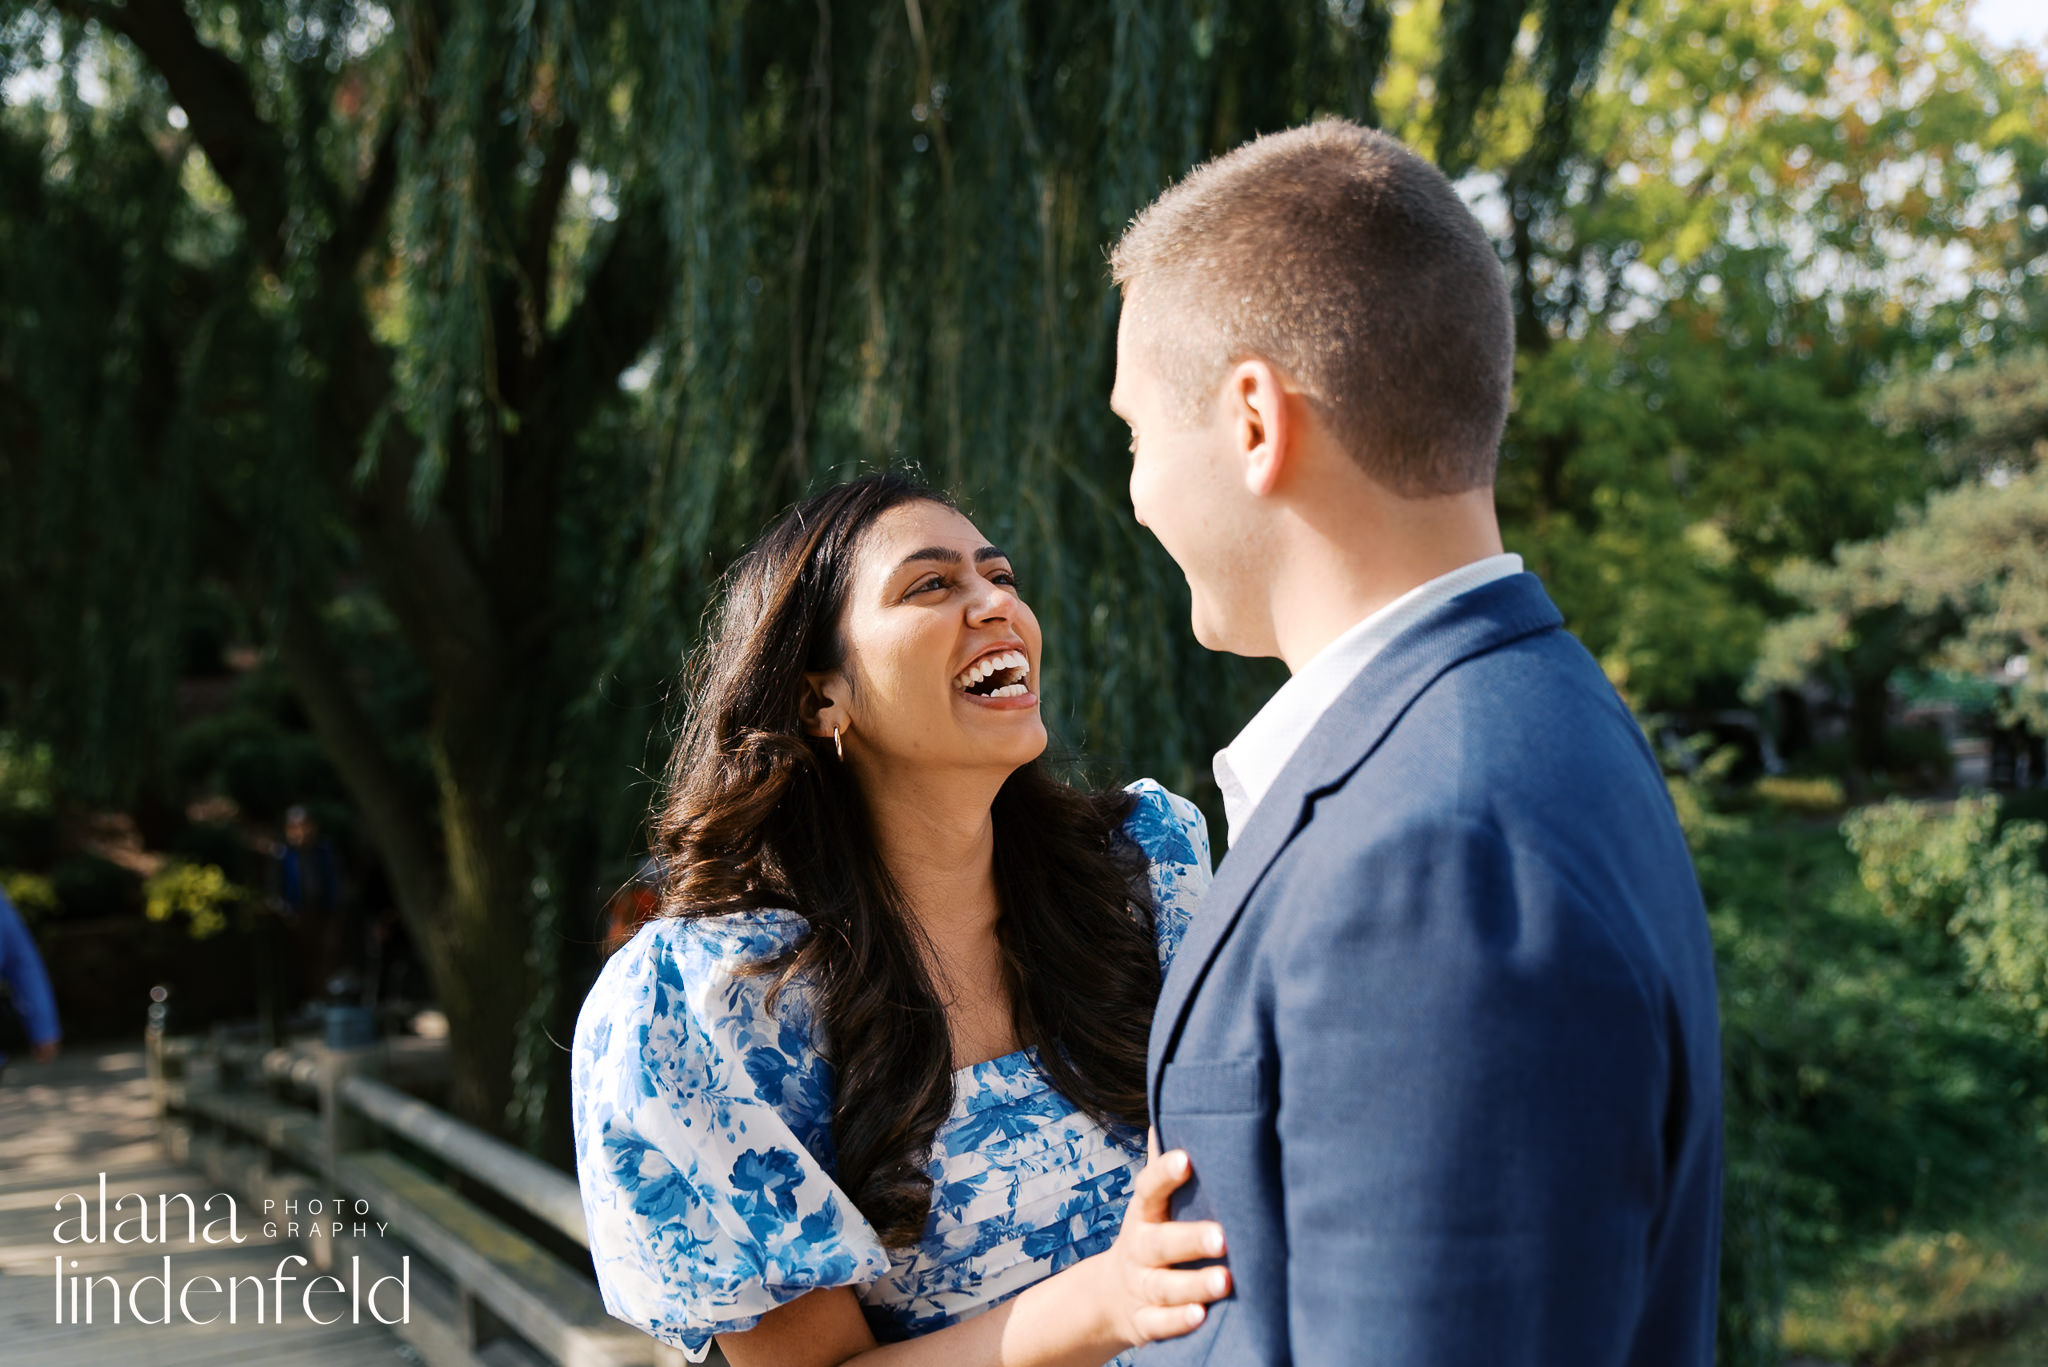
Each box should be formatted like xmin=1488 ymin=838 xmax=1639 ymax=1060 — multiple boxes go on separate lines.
xmin=1121 ymin=779 xmax=1214 ymax=970
xmin=570 ymin=915 xmax=890 ymax=1360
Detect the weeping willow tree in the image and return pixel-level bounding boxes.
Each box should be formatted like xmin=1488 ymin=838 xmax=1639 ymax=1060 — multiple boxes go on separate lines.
xmin=0 ymin=0 xmax=1617 ymax=1135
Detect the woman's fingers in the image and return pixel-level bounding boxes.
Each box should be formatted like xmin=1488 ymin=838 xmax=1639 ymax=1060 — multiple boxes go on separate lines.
xmin=1126 ymin=1265 xmax=1232 ymax=1346
xmin=1115 ymin=1148 xmax=1230 ymax=1347
xmin=1139 ymin=1264 xmax=1231 ymax=1308
xmin=1139 ymin=1217 xmax=1226 ymax=1267
xmin=1130 ymin=1301 xmax=1208 ymax=1344
xmin=1128 ymin=1148 xmax=1192 ymax=1222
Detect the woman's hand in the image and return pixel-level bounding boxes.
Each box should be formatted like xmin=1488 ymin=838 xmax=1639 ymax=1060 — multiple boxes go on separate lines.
xmin=1094 ymin=1133 xmax=1231 ymax=1350
xmin=718 ymin=1136 xmax=1230 ymax=1367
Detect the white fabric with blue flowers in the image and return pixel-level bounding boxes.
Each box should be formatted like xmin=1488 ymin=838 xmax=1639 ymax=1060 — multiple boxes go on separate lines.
xmin=570 ymin=780 xmax=1211 ymax=1363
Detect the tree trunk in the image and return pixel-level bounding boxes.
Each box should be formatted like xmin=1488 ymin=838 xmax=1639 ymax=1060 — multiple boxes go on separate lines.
xmin=1773 ymin=687 xmax=1813 ymax=762
xmin=275 ymin=594 xmax=541 ymax=1131
xmin=421 ymin=717 xmax=542 ymax=1130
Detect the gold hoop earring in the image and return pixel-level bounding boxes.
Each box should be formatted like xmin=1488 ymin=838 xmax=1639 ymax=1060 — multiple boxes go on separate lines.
xmin=833 ymin=725 xmax=843 ymax=761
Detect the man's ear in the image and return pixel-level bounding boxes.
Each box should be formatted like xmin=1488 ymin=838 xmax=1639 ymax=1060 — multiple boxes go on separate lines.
xmin=799 ymin=670 xmax=848 ymax=741
xmin=1229 ymin=358 xmax=1292 ymax=498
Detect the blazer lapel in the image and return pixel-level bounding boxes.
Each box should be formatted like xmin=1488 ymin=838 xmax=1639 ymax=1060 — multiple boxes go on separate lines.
xmin=1147 ymin=572 xmax=1566 ymax=1117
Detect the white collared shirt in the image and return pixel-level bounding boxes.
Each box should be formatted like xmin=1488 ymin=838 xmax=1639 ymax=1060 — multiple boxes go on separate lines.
xmin=1213 ymin=553 xmax=1525 ymax=847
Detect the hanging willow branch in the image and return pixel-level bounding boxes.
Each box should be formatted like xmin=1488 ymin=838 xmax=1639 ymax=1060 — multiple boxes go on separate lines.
xmin=1 ymin=0 xmax=1615 ymax=1136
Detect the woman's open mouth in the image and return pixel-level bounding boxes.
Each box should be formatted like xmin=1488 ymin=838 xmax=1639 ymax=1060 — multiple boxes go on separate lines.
xmin=952 ymin=649 xmax=1033 ymax=700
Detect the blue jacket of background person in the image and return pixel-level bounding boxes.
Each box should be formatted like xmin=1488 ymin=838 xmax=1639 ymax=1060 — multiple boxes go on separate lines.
xmin=1141 ymin=572 xmax=1723 ymax=1367
xmin=0 ymin=886 xmax=61 ymax=1065
xmin=279 ymin=838 xmax=340 ymax=915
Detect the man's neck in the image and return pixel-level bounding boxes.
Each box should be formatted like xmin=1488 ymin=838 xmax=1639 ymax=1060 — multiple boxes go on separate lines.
xmin=1267 ymin=486 xmax=1505 ymax=673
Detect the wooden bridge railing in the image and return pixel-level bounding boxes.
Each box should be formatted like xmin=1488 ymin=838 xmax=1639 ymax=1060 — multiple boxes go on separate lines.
xmin=147 ymin=1017 xmax=718 ymax=1367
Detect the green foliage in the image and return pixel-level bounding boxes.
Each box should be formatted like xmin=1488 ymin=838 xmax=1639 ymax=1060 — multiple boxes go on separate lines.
xmin=1758 ymin=350 xmax=2048 ymax=730
xmin=1783 ymin=1186 xmax=2048 ymax=1361
xmin=1433 ymin=0 xmax=2048 ymax=709
xmin=1750 ymin=774 xmax=1845 ymax=815
xmin=0 ymin=0 xmax=1616 ymax=1132
xmin=0 ymin=732 xmax=52 ymax=814
xmin=45 ymin=855 xmax=139 ymax=921
xmin=142 ymin=860 xmax=246 ymax=940
xmin=0 ymin=869 xmax=58 ymax=923
xmin=0 ymin=0 xmax=2038 ymax=1242
xmin=0 ymin=734 xmax=58 ymax=869
xmin=1952 ymin=823 xmax=2048 ymax=1040
xmin=1658 ymin=731 xmax=1744 ymax=850
xmin=167 ymin=822 xmax=258 ymax=881
xmin=1706 ymin=813 xmax=2048 ymax=1360
xmin=0 ymin=807 xmax=57 ymax=871
xmin=1846 ymin=796 xmax=2048 ymax=1038
xmin=1842 ymin=794 xmax=1994 ymax=931
xmin=172 ymin=707 xmax=343 ymax=822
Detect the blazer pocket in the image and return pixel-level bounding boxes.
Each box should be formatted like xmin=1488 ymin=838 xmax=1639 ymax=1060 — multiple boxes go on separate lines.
xmin=1159 ymin=1057 xmax=1266 ymax=1116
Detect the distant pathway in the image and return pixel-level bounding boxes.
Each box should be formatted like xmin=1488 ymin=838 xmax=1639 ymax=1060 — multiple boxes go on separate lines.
xmin=0 ymin=1044 xmax=412 ymax=1367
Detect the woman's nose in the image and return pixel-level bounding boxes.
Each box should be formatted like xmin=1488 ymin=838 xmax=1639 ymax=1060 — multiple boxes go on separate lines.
xmin=966 ymin=578 xmax=1019 ymax=623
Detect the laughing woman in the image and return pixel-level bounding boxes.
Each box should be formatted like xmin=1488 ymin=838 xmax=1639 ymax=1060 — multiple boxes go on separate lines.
xmin=570 ymin=475 xmax=1224 ymax=1367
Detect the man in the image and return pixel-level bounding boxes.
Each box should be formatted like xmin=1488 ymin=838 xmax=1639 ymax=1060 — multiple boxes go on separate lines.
xmin=274 ymin=804 xmax=349 ymax=1000
xmin=0 ymin=884 xmax=61 ymax=1078
xmin=1110 ymin=120 xmax=1722 ymax=1364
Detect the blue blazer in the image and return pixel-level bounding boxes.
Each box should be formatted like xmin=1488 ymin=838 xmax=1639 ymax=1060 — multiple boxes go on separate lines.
xmin=1143 ymin=573 xmax=1721 ymax=1366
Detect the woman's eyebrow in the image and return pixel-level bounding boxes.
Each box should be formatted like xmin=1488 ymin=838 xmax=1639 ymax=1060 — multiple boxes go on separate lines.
xmin=893 ymin=544 xmax=1009 ymax=573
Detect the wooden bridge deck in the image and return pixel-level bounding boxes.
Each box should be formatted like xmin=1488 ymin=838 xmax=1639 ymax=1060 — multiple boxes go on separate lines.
xmin=0 ymin=1044 xmax=414 ymax=1367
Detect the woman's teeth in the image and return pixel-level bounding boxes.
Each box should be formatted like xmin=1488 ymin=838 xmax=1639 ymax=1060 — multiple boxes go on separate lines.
xmin=953 ymin=650 xmax=1030 ymax=696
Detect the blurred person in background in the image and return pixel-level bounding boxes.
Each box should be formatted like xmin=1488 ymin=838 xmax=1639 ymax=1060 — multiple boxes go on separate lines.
xmin=0 ymin=883 xmax=61 ymax=1079
xmin=272 ymin=803 xmax=349 ymax=1003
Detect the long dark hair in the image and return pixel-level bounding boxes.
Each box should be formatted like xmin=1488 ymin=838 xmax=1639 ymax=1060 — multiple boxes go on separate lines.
xmin=653 ymin=473 xmax=1161 ymax=1246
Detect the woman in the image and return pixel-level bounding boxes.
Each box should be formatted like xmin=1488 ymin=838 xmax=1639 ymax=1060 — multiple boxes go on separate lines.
xmin=571 ymin=474 xmax=1227 ymax=1367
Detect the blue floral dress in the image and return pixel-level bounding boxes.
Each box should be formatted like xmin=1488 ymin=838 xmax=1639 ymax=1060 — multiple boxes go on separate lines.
xmin=570 ymin=780 xmax=1211 ymax=1364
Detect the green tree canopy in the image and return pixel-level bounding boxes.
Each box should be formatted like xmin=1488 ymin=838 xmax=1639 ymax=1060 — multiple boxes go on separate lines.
xmin=1757 ymin=349 xmax=2048 ymax=733
xmin=0 ymin=0 xmax=1624 ymax=1134
xmin=1385 ymin=0 xmax=2048 ymax=707
xmin=3 ymin=0 xmax=2042 ymax=1142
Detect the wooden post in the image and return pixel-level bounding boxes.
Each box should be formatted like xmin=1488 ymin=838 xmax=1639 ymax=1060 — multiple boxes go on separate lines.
xmin=144 ymin=987 xmax=168 ymax=1115
xmin=316 ymin=1036 xmax=383 ymax=1182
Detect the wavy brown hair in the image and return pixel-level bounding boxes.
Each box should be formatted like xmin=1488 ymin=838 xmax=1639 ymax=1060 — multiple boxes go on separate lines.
xmin=653 ymin=473 xmax=1162 ymax=1246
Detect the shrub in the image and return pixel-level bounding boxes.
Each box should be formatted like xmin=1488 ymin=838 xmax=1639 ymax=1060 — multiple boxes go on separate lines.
xmin=1657 ymin=731 xmax=1744 ymax=850
xmin=1843 ymin=795 xmax=2048 ymax=1036
xmin=142 ymin=861 xmax=248 ymax=940
xmin=1 ymin=870 xmax=58 ymax=923
xmin=171 ymin=710 xmax=342 ymax=821
xmin=0 ymin=733 xmax=53 ymax=814
xmin=1947 ymin=824 xmax=2048 ymax=1037
xmin=0 ymin=734 xmax=58 ymax=871
xmin=1753 ymin=775 xmax=1847 ymax=814
xmin=168 ymin=822 xmax=258 ymax=884
xmin=1704 ymin=813 xmax=2048 ymax=1362
xmin=48 ymin=856 xmax=141 ymax=920
xmin=0 ymin=808 xmax=58 ymax=869
xmin=1841 ymin=795 xmax=1988 ymax=931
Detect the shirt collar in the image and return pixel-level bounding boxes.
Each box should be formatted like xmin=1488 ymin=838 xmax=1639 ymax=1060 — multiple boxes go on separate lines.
xmin=1213 ymin=553 xmax=1524 ymax=847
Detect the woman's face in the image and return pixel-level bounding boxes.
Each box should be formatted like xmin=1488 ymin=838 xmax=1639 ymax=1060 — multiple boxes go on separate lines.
xmin=815 ymin=500 xmax=1047 ymax=777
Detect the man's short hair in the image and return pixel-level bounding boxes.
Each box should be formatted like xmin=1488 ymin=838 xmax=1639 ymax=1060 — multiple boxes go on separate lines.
xmin=1110 ymin=119 xmax=1514 ymax=497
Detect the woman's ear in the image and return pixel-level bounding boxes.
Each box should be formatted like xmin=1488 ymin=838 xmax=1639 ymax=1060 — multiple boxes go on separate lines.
xmin=799 ymin=670 xmax=848 ymax=741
